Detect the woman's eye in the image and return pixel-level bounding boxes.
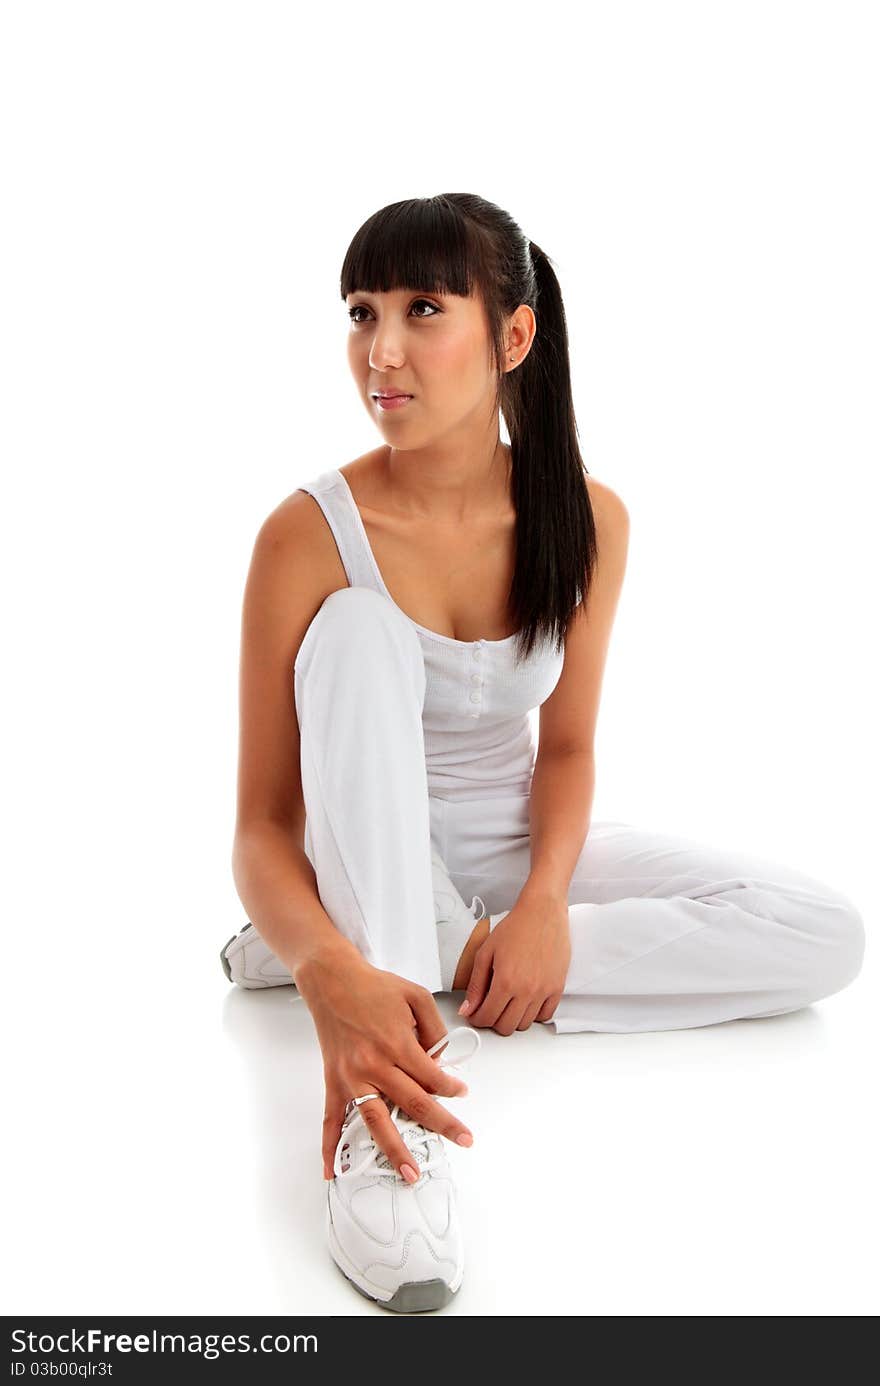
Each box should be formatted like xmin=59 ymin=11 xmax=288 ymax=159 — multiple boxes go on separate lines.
xmin=348 ymin=299 xmax=440 ymax=323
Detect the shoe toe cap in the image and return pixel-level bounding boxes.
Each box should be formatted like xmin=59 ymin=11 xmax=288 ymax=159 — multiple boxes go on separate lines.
xmin=364 ymin=1228 xmax=460 ymax=1296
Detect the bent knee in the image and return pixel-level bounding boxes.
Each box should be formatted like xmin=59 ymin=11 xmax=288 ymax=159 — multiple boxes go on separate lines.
xmin=313 ymin=585 xmax=396 ymax=627
xmin=296 ymin=586 xmax=421 ymax=675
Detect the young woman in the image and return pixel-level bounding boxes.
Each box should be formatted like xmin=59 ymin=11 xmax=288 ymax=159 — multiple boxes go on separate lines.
xmin=221 ymin=193 xmax=865 ymax=1313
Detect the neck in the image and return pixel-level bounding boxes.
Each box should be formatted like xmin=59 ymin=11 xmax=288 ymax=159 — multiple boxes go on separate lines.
xmin=381 ymin=440 xmax=512 ymax=524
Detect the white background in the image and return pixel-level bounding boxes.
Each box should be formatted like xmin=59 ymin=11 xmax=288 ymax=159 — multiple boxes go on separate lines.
xmin=2 ymin=0 xmax=877 ymax=1317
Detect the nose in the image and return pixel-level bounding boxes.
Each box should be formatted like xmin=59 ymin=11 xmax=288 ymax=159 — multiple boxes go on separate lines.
xmin=368 ymin=345 xmax=406 ymax=372
xmin=367 ymin=323 xmax=406 ymax=372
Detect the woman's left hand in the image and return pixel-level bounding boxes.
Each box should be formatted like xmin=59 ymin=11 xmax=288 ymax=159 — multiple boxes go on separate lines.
xmin=458 ymin=890 xmax=571 ymax=1035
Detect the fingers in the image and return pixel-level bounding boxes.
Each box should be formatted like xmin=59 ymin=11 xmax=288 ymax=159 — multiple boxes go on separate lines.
xmin=404 ymin=987 xmax=469 ymax=1099
xmin=516 ymin=997 xmax=548 ymax=1031
xmin=464 ymin=969 xmax=508 ymax=1029
xmin=535 ymin=993 xmax=561 ymax=1024
xmin=406 ymin=984 xmax=454 ymax=1058
xmin=324 ymin=1085 xmax=425 ymax=1187
xmin=355 ymin=1081 xmax=474 ymax=1181
xmin=492 ymin=997 xmax=528 ymax=1037
xmin=322 ymin=1084 xmax=350 ymax=1180
xmin=458 ymin=940 xmax=493 ymax=1019
xmin=468 ymin=979 xmax=556 ymax=1035
xmin=384 ymin=1069 xmax=475 ymax=1150
xmin=323 ymin=1081 xmax=425 ymax=1187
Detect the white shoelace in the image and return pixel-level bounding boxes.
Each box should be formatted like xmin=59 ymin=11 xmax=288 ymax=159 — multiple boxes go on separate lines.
xmin=334 ymin=1026 xmax=481 ymax=1183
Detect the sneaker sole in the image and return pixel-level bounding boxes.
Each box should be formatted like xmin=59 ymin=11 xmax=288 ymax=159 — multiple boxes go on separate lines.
xmin=326 ymin=1199 xmax=460 ymax=1313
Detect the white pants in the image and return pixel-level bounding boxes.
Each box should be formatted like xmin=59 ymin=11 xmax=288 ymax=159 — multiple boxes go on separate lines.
xmin=293 ymin=587 xmax=866 ymax=1034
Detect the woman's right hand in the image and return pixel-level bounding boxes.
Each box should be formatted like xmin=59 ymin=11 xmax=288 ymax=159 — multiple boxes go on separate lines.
xmin=295 ymin=945 xmax=474 ymax=1183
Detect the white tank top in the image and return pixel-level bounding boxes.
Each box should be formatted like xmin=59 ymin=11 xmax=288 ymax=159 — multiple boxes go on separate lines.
xmin=297 ymin=467 xmax=567 ymax=801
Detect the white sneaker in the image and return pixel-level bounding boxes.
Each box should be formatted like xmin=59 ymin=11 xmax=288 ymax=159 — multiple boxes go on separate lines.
xmin=219 ymin=922 xmax=295 ymax=990
xmin=326 ymin=1026 xmax=481 ymax=1313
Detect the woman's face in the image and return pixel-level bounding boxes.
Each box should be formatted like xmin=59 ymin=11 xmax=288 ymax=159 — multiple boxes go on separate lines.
xmin=345 ymin=286 xmax=499 ymax=444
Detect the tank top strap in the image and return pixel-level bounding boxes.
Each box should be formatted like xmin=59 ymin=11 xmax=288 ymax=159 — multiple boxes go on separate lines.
xmin=296 ymin=468 xmax=382 ymax=593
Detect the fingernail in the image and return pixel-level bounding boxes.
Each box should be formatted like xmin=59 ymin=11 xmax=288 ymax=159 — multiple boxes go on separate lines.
xmin=458 ymin=999 xmax=471 ymax=1015
xmin=456 ymin=1132 xmax=473 ymax=1147
xmin=457 ymin=1083 xmax=469 ymax=1096
xmin=401 ymin=1163 xmax=419 ymax=1183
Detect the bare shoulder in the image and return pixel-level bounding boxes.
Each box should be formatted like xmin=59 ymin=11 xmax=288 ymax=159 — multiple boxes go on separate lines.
xmin=239 ymin=485 xmax=349 ymax=650
xmin=585 ymin=472 xmax=629 ymax=522
xmin=255 ymin=484 xmax=347 ymax=585
xmin=264 ymin=444 xmax=381 ymax=539
xmin=260 ymin=483 xmax=325 ymax=547
xmin=585 ymin=472 xmax=630 ymax=556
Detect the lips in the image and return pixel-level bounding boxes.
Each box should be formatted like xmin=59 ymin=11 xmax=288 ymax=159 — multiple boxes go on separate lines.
xmin=372 ymin=391 xmax=412 ymax=399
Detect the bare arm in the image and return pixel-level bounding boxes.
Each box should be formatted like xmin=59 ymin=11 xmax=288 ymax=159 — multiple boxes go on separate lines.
xmin=531 ymin=477 xmax=630 ymax=898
